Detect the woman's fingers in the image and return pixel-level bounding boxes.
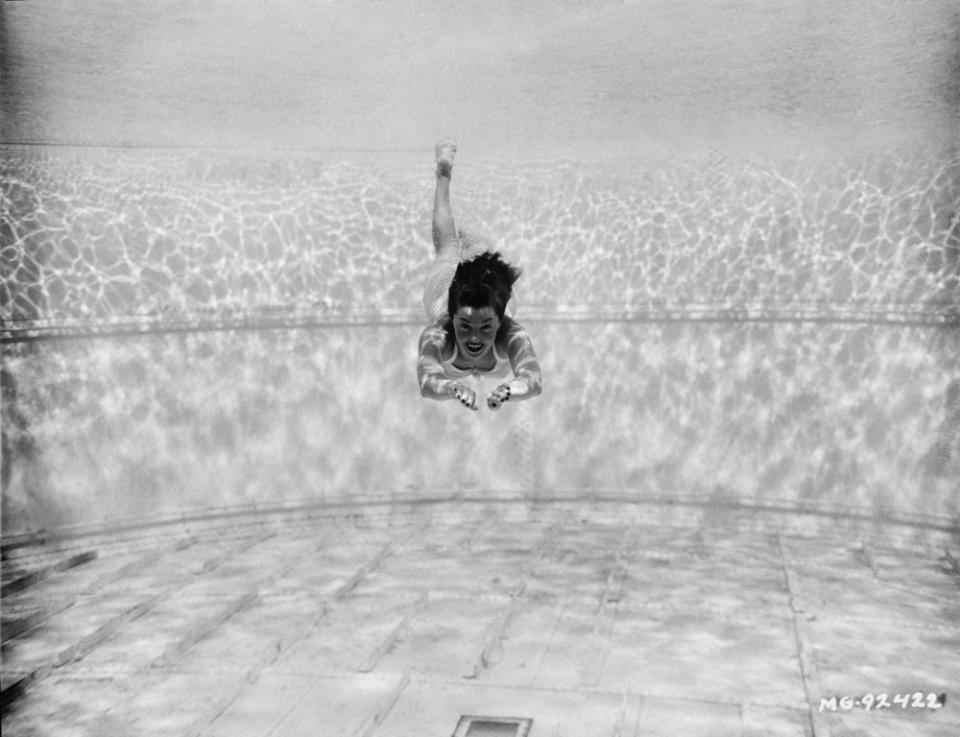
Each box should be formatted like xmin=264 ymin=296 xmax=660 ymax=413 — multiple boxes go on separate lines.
xmin=453 ymin=383 xmax=515 ymax=411
xmin=486 ymin=384 xmax=511 ymax=410
xmin=453 ymin=384 xmax=479 ymax=411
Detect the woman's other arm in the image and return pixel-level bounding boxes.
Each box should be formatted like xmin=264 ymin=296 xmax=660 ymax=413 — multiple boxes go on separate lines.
xmin=502 ymin=319 xmax=543 ymax=400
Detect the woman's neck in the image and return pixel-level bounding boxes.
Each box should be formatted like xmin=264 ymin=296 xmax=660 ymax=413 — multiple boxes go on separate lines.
xmin=452 ymin=342 xmax=496 ymax=370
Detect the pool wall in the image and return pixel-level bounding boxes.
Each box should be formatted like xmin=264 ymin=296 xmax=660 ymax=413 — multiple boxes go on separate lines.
xmin=2 ymin=149 xmax=958 ymax=537
xmin=2 ymin=0 xmax=959 ymax=537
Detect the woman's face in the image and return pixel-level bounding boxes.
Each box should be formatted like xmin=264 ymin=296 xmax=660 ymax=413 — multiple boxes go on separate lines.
xmin=452 ymin=305 xmax=500 ymax=359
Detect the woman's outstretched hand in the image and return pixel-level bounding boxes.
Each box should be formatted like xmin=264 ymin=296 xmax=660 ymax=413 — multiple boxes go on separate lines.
xmin=486 ymin=383 xmax=512 ymax=411
xmin=450 ymin=382 xmax=479 ymax=411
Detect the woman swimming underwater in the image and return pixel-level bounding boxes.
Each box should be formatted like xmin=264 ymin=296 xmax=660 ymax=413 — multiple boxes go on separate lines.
xmin=418 ymin=140 xmax=543 ymax=411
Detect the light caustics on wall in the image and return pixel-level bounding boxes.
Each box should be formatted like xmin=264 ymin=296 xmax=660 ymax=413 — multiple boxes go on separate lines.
xmin=1 ymin=149 xmax=957 ymax=538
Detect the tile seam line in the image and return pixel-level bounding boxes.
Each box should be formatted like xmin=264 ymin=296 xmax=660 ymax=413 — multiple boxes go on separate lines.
xmin=581 ymin=528 xmax=633 ymax=688
xmin=777 ymin=534 xmax=832 ymax=737
xmin=300 ymin=671 xmax=814 ymax=712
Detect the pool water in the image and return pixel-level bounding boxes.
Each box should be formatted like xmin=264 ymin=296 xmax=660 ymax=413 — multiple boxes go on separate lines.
xmin=1 ymin=2 xmax=960 ymax=734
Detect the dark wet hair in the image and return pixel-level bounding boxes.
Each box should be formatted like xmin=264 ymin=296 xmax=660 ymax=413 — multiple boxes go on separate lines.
xmin=445 ymin=251 xmax=521 ymax=338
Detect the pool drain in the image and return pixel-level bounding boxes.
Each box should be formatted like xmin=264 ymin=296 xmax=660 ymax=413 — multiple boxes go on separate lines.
xmin=451 ymin=715 xmax=533 ymax=737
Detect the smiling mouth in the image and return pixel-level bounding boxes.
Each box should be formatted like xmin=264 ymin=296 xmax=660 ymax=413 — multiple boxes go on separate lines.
xmin=465 ymin=342 xmax=484 ymax=353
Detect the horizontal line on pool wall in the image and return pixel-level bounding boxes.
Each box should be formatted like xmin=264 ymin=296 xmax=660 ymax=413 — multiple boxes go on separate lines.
xmin=3 ymin=303 xmax=958 ymax=342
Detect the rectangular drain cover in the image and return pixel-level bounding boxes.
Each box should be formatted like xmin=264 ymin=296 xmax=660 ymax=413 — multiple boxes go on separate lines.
xmin=452 ymin=715 xmax=533 ymax=737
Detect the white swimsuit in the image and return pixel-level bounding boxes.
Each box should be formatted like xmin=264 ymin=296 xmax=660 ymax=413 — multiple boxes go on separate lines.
xmin=440 ymin=343 xmax=512 ymax=379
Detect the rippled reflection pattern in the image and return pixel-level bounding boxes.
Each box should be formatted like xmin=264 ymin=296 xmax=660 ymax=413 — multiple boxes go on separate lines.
xmin=2 ymin=149 xmax=958 ymax=330
xmin=2 ymin=321 xmax=958 ymax=534
xmin=1 ymin=148 xmax=958 ymax=535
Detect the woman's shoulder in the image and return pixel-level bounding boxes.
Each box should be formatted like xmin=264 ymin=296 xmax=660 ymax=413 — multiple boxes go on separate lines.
xmin=498 ymin=315 xmax=528 ymax=339
xmin=420 ymin=320 xmax=453 ymax=357
xmin=496 ymin=316 xmax=531 ymax=353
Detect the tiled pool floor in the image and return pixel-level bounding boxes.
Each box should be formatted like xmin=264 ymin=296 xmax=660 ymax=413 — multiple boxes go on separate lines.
xmin=2 ymin=501 xmax=958 ymax=736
